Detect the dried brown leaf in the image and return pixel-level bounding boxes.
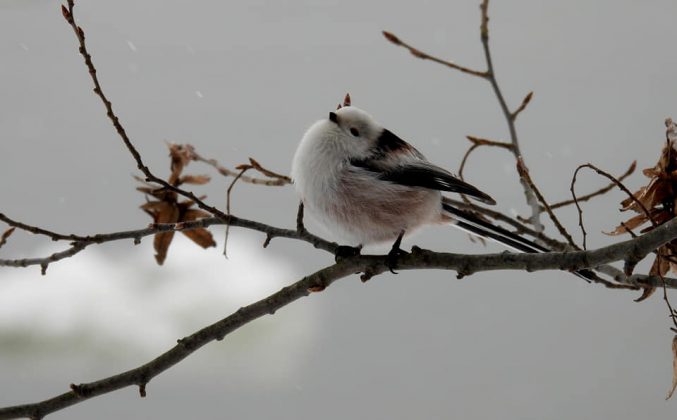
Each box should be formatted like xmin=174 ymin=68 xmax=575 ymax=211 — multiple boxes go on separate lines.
xmin=181 ymin=228 xmax=216 ymax=249
xmin=140 ymin=201 xmax=181 ymax=265
xmin=643 ymin=168 xmax=660 ymax=178
xmin=611 ymin=126 xmax=677 ymax=302
xmin=167 ymin=144 xmax=195 ymax=185
xmin=177 ymin=199 xmax=197 ymax=211
xmin=634 ymin=286 xmax=656 ymax=302
xmin=650 ymin=255 xmax=670 ymax=277
xmin=136 ymin=186 xmax=157 ymax=195
xmin=182 ymin=208 xmax=212 ymax=222
xmin=667 ymin=335 xmax=677 ymax=400
xmin=606 ymin=213 xmax=650 ymax=236
xmin=141 ymin=201 xmax=170 ymax=217
xmin=179 ymin=175 xmax=211 ymax=185
xmin=152 ymin=204 xmax=180 ymax=265
xmin=246 ymin=158 xmax=292 ymax=182
xmin=153 ymin=231 xmax=175 ymax=265
xmin=620 ymin=186 xmax=647 ymax=210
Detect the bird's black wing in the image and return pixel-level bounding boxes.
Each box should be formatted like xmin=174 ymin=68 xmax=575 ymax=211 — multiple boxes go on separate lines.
xmin=350 ymin=158 xmax=496 ymax=205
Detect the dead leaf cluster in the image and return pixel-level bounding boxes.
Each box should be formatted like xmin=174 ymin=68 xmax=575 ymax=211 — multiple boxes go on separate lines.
xmin=138 ymin=144 xmax=216 ymax=264
xmin=609 ymin=120 xmax=677 ymax=282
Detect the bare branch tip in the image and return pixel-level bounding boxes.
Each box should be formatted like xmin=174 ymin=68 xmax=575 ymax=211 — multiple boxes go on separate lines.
xmin=634 ymin=287 xmax=656 ymax=302
xmin=0 ymin=227 xmax=15 ymax=249
xmin=382 ymin=31 xmax=401 ymax=45
xmin=343 ymin=93 xmax=351 ymax=107
xmin=511 ymin=91 xmax=534 ymax=120
xmin=410 ymin=48 xmax=427 ymax=59
xmin=61 ymin=4 xmax=73 ymax=23
xmin=69 ymin=383 xmax=84 ymax=397
xmin=138 ymin=383 xmax=147 ymax=398
xmin=479 ymin=0 xmax=490 ymax=40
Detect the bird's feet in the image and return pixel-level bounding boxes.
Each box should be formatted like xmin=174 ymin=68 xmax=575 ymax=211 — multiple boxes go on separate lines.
xmin=386 ymin=231 xmax=407 ymax=274
xmin=334 ymin=245 xmax=362 ymax=262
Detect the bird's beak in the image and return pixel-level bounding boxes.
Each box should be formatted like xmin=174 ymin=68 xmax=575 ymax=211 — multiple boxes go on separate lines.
xmin=328 ymin=112 xmax=338 ymax=124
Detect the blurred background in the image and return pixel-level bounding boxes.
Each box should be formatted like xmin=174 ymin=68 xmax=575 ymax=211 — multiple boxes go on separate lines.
xmin=1 ymin=0 xmax=676 ymax=418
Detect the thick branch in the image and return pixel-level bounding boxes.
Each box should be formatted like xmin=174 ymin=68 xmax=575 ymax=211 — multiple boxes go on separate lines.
xmin=2 ymin=220 xmax=677 ymax=418
xmin=0 ymin=262 xmax=357 ymax=420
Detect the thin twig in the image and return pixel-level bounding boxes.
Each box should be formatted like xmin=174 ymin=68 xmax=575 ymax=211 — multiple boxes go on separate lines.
xmin=458 ymin=143 xmax=481 ymax=181
xmin=223 ymin=166 xmax=251 ymax=257
xmin=466 ymin=135 xmax=514 ymax=149
xmin=192 ymin=151 xmax=291 ymax=186
xmin=477 ymin=0 xmax=543 ymax=231
xmin=246 ymin=158 xmax=290 ymax=182
xmin=382 ymin=31 xmax=489 ymax=78
xmin=0 ymin=213 xmax=87 ymax=242
xmin=61 ymin=1 xmax=241 ymax=236
xmin=296 ymin=201 xmax=306 ymax=233
xmin=658 ymin=258 xmax=677 ymax=332
xmin=570 ymin=167 xmax=589 ymax=250
xmin=550 ymin=161 xmax=636 ymax=210
xmin=0 ymin=228 xmax=15 ymax=249
xmin=517 ymin=159 xmax=579 ymax=249
xmin=510 ymin=91 xmax=533 ymax=121
xmin=459 ymin=136 xmax=513 ymax=180
xmin=385 ymin=2 xmax=543 ymax=230
xmin=0 ymin=212 xmax=337 ymax=271
xmin=571 ymin=163 xmax=657 ymax=250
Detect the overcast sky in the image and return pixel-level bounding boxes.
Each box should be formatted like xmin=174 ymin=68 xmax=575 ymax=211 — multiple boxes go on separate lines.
xmin=1 ymin=0 xmax=677 ymax=419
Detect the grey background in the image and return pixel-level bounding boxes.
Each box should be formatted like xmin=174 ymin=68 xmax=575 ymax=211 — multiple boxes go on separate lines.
xmin=1 ymin=0 xmax=677 ymax=419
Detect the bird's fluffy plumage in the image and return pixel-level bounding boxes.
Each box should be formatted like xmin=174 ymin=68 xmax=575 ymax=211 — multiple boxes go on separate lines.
xmin=291 ymin=106 xmax=493 ymax=245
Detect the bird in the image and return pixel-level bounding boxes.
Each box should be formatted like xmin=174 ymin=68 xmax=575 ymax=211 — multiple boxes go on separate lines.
xmin=291 ymin=99 xmax=595 ymax=279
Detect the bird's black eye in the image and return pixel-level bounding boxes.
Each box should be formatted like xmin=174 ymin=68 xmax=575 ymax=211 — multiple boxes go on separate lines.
xmin=350 ymin=127 xmax=360 ymax=137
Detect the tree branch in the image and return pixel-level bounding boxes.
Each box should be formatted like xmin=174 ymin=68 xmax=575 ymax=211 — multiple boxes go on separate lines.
xmin=0 ymin=2 xmax=669 ymax=419
xmin=2 ymin=219 xmax=677 ymax=418
xmin=384 ymin=0 xmax=545 ymax=232
xmin=0 ymin=213 xmax=337 ymax=271
xmin=549 ymin=161 xmax=636 ymax=210
xmin=192 ymin=150 xmax=291 ymax=186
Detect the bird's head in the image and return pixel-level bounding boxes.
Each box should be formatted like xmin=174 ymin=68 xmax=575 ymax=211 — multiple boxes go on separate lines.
xmin=323 ymin=106 xmax=385 ymax=158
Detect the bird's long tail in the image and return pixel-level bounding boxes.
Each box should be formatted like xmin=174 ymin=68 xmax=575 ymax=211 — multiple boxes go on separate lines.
xmin=441 ymin=200 xmax=597 ymax=281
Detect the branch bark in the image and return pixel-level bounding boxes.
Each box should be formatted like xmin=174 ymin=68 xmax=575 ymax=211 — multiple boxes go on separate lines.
xmin=2 ymin=219 xmax=677 ymax=418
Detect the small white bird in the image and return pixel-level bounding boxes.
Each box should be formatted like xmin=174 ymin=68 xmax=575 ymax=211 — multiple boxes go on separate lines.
xmin=291 ymin=99 xmax=594 ymax=278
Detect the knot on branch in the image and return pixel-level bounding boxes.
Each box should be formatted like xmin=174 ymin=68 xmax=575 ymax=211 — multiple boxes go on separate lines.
xmin=69 ymin=383 xmax=89 ymax=398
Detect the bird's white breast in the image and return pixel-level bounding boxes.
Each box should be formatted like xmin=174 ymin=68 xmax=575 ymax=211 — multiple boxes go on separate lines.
xmin=291 ymin=119 xmax=442 ymax=246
